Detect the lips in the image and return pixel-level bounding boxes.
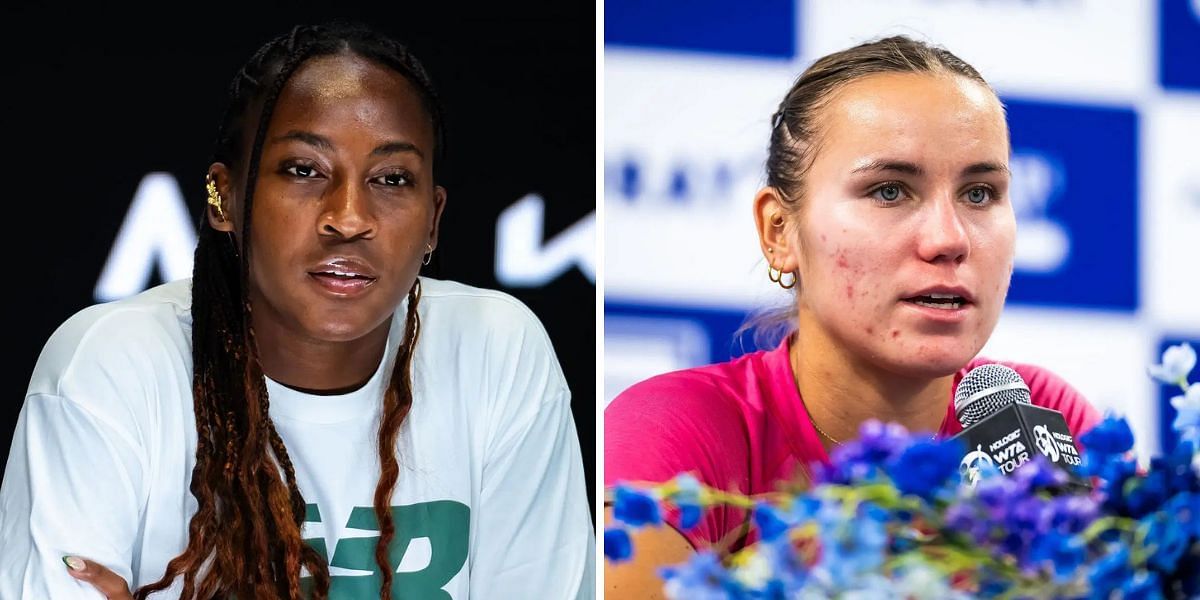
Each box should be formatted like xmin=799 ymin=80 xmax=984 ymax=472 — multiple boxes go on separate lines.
xmin=901 ymin=286 xmax=974 ymax=311
xmin=307 ymin=257 xmax=378 ymax=297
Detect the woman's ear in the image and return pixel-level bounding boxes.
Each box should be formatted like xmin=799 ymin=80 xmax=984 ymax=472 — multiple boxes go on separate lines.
xmin=753 ymin=186 xmax=799 ymax=274
xmin=206 ymin=163 xmax=237 ymax=234
xmin=428 ymin=185 xmax=448 ymax=252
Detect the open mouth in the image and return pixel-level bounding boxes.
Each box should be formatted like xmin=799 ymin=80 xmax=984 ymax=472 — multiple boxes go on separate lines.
xmin=903 ymin=294 xmax=968 ymax=310
xmin=308 ymin=270 xmax=378 ymax=295
xmin=310 ymin=270 xmax=376 ymax=282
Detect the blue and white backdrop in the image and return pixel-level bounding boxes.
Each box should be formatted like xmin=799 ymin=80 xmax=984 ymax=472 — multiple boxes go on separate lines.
xmin=604 ymin=0 xmax=1200 ymax=459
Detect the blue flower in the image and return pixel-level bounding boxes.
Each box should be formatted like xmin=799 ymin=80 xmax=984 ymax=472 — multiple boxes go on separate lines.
xmin=659 ymin=551 xmax=745 ymax=600
xmin=825 ymin=420 xmax=911 ymax=484
xmin=613 ymin=484 xmax=662 ymax=527
xmin=1169 ymin=491 xmax=1200 ymax=539
xmin=1170 ymin=384 xmax=1200 ymax=444
xmin=1149 ymin=342 xmax=1196 ymax=386
xmin=1162 ymin=439 xmax=1200 ymax=495
xmin=1124 ymin=469 xmax=1170 ymax=519
xmin=1030 ymin=534 xmax=1086 ymax=583
xmin=817 ymin=501 xmax=888 ymax=587
xmin=1087 ymin=543 xmax=1132 ymax=600
xmin=758 ymin=537 xmax=810 ymax=594
xmin=1012 ymin=454 xmax=1068 ymax=492
xmin=945 ymin=501 xmax=991 ymax=546
xmin=604 ymin=527 xmax=633 ymax=562
xmin=1142 ymin=512 xmax=1189 ymax=573
xmin=753 ymin=502 xmax=790 ymax=543
xmin=1120 ymin=570 xmax=1164 ymax=600
xmin=885 ymin=438 xmax=964 ymax=501
xmin=678 ymin=505 xmax=702 ymax=531
xmin=1080 ymin=414 xmax=1135 ymax=456
xmin=1047 ymin=494 xmax=1098 ymax=535
xmin=670 ymin=474 xmax=704 ymax=530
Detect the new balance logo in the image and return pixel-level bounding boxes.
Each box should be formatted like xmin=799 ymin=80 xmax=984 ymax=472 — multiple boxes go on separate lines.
xmin=301 ymin=500 xmax=470 ymax=599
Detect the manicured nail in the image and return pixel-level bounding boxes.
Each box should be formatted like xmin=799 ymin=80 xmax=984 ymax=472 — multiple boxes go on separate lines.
xmin=62 ymin=555 xmax=85 ymax=571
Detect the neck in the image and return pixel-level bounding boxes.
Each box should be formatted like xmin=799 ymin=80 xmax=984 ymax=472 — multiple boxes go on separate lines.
xmin=253 ymin=313 xmax=393 ymax=396
xmin=791 ymin=310 xmax=952 ymax=449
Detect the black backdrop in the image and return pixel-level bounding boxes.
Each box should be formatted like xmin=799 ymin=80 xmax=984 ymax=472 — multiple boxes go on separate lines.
xmin=2 ymin=5 xmax=596 ymax=514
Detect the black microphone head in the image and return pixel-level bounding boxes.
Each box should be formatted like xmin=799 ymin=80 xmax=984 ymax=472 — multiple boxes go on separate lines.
xmin=954 ymin=364 xmax=1032 ymax=428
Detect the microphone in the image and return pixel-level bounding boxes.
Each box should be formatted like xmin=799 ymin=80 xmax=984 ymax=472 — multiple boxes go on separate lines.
xmin=952 ymin=364 xmax=1088 ymax=489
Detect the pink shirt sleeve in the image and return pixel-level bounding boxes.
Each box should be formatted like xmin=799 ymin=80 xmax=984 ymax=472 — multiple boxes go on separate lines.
xmin=604 ymin=372 xmax=751 ymax=549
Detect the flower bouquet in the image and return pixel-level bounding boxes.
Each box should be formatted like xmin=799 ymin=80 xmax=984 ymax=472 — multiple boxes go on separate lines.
xmin=604 ymin=344 xmax=1200 ymax=598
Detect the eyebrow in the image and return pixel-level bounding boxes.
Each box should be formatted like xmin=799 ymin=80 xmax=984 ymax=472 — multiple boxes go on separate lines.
xmin=271 ymin=130 xmax=425 ymax=160
xmin=850 ymin=159 xmax=1010 ymax=177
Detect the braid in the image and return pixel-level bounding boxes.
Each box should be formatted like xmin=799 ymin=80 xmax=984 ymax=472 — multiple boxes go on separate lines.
xmin=373 ymin=281 xmax=423 ymax=598
xmin=134 ymin=21 xmax=443 ymax=599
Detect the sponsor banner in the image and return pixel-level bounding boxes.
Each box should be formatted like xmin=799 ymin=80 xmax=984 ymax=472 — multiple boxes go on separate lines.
xmin=1159 ymin=0 xmax=1200 ymax=90
xmin=801 ymin=0 xmax=1152 ymax=102
xmin=605 ymin=0 xmax=797 ymax=59
xmin=604 ymin=51 xmax=799 ymax=307
xmin=604 ymin=302 xmax=755 ymax=401
xmin=1004 ymin=98 xmax=1139 ymax=311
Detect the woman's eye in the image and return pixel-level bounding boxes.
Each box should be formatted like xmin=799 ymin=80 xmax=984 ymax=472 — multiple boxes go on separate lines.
xmin=966 ymin=187 xmax=992 ymax=204
xmin=377 ymin=172 xmax=411 ymax=187
xmin=285 ymin=164 xmax=319 ymax=178
xmin=873 ymin=184 xmax=904 ymax=203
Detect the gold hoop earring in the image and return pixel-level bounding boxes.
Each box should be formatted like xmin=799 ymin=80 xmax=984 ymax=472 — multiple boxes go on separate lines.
xmin=206 ymin=174 xmax=226 ymax=221
xmin=768 ymin=257 xmax=798 ymax=290
xmin=422 ymin=243 xmax=433 ymax=266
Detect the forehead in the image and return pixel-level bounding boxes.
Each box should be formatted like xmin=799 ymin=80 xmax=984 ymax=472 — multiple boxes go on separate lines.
xmin=268 ymin=52 xmax=433 ymax=148
xmin=816 ymin=72 xmax=1008 ymax=167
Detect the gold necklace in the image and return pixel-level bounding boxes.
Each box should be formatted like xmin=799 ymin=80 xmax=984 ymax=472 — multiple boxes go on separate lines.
xmin=810 ymin=417 xmax=842 ymax=445
xmin=809 ymin=415 xmax=939 ymax=446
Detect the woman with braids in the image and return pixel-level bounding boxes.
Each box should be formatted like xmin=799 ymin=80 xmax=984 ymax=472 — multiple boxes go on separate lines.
xmin=604 ymin=36 xmax=1100 ymax=596
xmin=0 ymin=21 xmax=593 ymax=599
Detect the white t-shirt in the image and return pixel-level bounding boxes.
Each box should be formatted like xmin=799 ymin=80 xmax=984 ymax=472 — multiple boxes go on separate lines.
xmin=0 ymin=277 xmax=594 ymax=599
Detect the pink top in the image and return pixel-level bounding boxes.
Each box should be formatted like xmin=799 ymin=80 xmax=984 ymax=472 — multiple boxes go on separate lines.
xmin=604 ymin=337 xmax=1102 ymax=551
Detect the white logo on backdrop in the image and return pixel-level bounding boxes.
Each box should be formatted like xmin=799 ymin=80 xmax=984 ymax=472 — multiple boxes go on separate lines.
xmin=1010 ymin=151 xmax=1069 ymax=273
xmin=495 ymin=193 xmax=596 ymax=286
xmin=95 ymin=173 xmax=198 ymax=302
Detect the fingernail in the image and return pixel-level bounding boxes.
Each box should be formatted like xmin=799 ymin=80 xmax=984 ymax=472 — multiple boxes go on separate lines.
xmin=62 ymin=555 xmax=85 ymax=571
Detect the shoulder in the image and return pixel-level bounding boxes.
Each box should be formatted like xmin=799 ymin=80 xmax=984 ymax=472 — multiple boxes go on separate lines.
xmin=28 ymin=279 xmax=193 ymax=402
xmin=605 ymin=358 xmax=757 ymax=483
xmin=608 ymin=353 xmax=763 ymax=421
xmin=414 ymin=277 xmax=567 ymax=417
xmin=967 ymin=357 xmax=1102 ymax=435
xmin=417 ymin=277 xmax=551 ymax=345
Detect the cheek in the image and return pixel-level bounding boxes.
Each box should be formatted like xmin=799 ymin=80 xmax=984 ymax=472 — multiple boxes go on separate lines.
xmin=806 ymin=237 xmax=891 ymax=329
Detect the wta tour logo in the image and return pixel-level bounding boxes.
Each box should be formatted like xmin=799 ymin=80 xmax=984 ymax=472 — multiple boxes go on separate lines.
xmin=959 ymin=444 xmax=995 ymax=487
xmin=1033 ymin=425 xmax=1060 ymax=462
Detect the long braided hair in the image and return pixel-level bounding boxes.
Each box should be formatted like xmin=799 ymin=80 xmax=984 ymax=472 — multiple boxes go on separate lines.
xmin=134 ymin=22 xmax=445 ymax=600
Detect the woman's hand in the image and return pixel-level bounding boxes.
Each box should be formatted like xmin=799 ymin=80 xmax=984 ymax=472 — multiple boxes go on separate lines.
xmin=62 ymin=556 xmax=133 ymax=599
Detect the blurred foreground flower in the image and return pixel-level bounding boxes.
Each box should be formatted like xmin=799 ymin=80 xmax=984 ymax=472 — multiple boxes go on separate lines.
xmin=604 ymin=344 xmax=1200 ymax=598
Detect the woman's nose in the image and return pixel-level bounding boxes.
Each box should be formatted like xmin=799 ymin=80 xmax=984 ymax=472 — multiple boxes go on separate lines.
xmin=318 ymin=180 xmax=376 ymax=240
xmin=916 ymin=195 xmax=970 ymax=265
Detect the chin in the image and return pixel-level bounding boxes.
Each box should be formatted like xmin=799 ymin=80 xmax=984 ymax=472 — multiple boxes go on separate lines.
xmin=880 ymin=344 xmax=976 ymax=380
xmin=303 ymin=316 xmax=379 ymax=343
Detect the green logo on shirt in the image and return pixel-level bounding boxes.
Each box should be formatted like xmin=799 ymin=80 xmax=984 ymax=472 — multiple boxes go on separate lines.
xmin=301 ymin=500 xmax=470 ymax=599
